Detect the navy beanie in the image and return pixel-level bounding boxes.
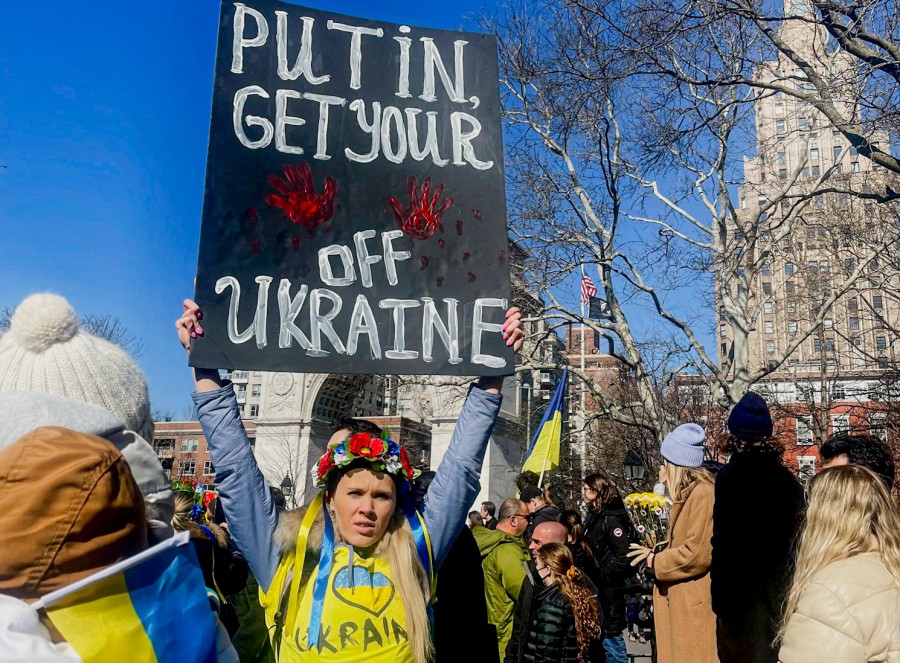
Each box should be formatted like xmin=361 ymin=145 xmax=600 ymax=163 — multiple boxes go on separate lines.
xmin=728 ymin=392 xmax=773 ymax=441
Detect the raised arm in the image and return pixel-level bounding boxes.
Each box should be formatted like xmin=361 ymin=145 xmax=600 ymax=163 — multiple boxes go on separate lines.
xmin=422 ymin=308 xmax=523 ymax=568
xmin=177 ymin=300 xmax=280 ymax=590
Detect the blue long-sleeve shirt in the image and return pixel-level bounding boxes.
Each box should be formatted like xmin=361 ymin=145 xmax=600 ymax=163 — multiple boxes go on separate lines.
xmin=193 ymin=383 xmax=502 ymax=591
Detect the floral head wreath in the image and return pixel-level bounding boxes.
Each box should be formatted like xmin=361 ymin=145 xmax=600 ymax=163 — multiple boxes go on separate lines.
xmin=312 ymin=430 xmax=420 ymax=488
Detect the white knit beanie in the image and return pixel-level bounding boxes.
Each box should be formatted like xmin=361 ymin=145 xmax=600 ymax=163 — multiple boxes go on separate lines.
xmin=0 ymin=293 xmax=153 ymax=441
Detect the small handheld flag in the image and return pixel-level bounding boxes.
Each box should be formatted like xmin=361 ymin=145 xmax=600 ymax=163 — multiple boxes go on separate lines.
xmin=522 ymin=368 xmax=568 ymax=483
xmin=34 ymin=531 xmax=218 ymax=663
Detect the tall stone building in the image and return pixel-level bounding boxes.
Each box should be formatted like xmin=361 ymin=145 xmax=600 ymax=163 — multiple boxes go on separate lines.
xmin=717 ymin=0 xmax=899 ymax=470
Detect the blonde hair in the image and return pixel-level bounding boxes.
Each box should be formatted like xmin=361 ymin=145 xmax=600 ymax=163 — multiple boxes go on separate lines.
xmin=295 ymin=494 xmax=433 ymax=662
xmin=665 ymin=462 xmax=713 ymax=504
xmin=778 ymin=465 xmax=900 ymax=643
xmin=171 ymin=491 xmax=227 ymax=547
xmin=537 ymin=543 xmax=600 ymax=663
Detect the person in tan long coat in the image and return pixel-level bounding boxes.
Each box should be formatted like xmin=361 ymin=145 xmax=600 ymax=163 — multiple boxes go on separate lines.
xmin=631 ymin=423 xmax=718 ymax=663
xmin=778 ymin=465 xmax=900 ymax=663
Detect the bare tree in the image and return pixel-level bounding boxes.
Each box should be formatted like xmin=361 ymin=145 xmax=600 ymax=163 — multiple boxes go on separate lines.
xmin=485 ymin=0 xmax=897 ymax=449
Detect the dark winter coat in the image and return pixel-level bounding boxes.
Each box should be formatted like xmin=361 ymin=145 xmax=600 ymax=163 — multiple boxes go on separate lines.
xmin=711 ymin=450 xmax=804 ymax=663
xmin=184 ymin=522 xmax=249 ymax=636
xmin=583 ymin=496 xmax=632 ymax=636
xmin=524 ymin=504 xmax=561 ymax=545
xmin=434 ymin=526 xmax=500 ymax=663
xmin=521 ymin=585 xmax=582 ymax=663
xmin=507 ymin=557 xmax=604 ymax=663
xmin=485 ymin=516 xmax=499 ymax=530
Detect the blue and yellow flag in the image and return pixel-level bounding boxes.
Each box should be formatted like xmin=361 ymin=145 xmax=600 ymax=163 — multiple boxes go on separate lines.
xmin=35 ymin=531 xmax=218 ymax=663
xmin=521 ymin=368 xmax=567 ymax=475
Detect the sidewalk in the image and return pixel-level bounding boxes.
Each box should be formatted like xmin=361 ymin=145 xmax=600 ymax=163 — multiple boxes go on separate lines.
xmin=625 ymin=633 xmax=652 ymax=662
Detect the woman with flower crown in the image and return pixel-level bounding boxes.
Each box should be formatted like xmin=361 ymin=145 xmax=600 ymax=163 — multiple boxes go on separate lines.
xmin=176 ymin=299 xmax=524 ymax=663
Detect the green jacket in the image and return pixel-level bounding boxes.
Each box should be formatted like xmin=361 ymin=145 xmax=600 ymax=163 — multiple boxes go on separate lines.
xmin=473 ymin=526 xmax=530 ymax=660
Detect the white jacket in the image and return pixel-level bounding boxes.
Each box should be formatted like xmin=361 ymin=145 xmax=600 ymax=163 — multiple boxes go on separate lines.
xmin=779 ymin=552 xmax=900 ymax=663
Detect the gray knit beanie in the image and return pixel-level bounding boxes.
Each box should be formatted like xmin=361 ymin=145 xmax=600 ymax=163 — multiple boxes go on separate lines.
xmin=0 ymin=294 xmax=153 ymax=441
xmin=660 ymin=423 xmax=707 ymax=468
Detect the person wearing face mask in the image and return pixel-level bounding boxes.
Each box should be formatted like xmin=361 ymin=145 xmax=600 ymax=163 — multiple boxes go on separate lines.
xmin=176 ymin=299 xmax=524 ymax=663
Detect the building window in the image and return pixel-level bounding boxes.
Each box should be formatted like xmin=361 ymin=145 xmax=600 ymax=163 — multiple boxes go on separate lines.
xmin=776 ymin=119 xmax=786 ymax=133
xmin=814 ymin=338 xmax=822 ymax=353
xmin=798 ymin=117 xmax=809 ymax=130
xmin=810 ymin=148 xmax=819 ymax=160
xmin=831 ymin=414 xmax=851 ymax=434
xmin=796 ymin=420 xmax=813 ymax=446
xmin=808 ymin=260 xmax=818 ymax=273
xmin=850 ymin=317 xmax=860 ymax=331
xmin=778 ymin=168 xmax=788 ymax=179
xmin=785 ymin=263 xmax=794 ymax=276
xmin=787 ymin=302 xmax=797 ymax=314
xmin=877 ymin=336 xmax=887 ymax=350
xmin=848 ymin=297 xmax=858 ymax=310
xmin=833 ymin=384 xmax=846 ymax=400
xmin=788 ymin=320 xmax=798 ymax=333
xmin=801 ymin=167 xmax=810 ymax=178
xmin=874 ymin=295 xmax=884 ymax=310
xmin=798 ymin=456 xmax=816 ymax=480
xmin=851 ymin=161 xmax=860 ymax=172
xmin=825 ymin=338 xmax=835 ymax=352
xmin=824 ymin=318 xmax=833 ymax=329
xmin=850 ymin=146 xmax=858 ymax=155
xmin=764 ymin=302 xmax=774 ymax=314
xmin=179 ymin=461 xmax=196 ymax=476
xmin=720 ymin=343 xmax=727 ymax=357
xmin=237 ymin=384 xmax=246 ymax=395
xmin=775 ymin=104 xmax=785 ymax=116
xmin=777 ymin=151 xmax=786 ymax=164
xmin=766 ymin=340 xmax=776 ymax=354
xmin=764 ymin=321 xmax=775 ymax=333
xmin=786 ymin=281 xmax=796 ymax=294
xmin=203 ymin=461 xmax=215 ymax=476
xmin=720 ymin=325 xmax=727 ymax=338
xmin=833 ymin=145 xmax=842 ymax=159
xmin=878 ymin=357 xmax=889 ymax=369
xmin=181 ymin=438 xmax=198 ymax=453
xmin=252 ymin=384 xmax=261 ymax=397
xmin=763 ymin=282 xmax=773 ymax=295
xmin=811 ymin=165 xmax=820 ymax=176
xmin=835 ymin=163 xmax=843 ymax=174
xmin=250 ymin=404 xmax=259 ymax=417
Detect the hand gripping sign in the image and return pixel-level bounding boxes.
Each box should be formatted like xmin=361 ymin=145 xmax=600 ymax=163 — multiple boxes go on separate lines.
xmin=190 ymin=0 xmax=513 ymax=375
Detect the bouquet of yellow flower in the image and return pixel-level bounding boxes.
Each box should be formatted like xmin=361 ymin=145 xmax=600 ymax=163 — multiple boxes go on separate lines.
xmin=624 ymin=492 xmax=670 ymax=550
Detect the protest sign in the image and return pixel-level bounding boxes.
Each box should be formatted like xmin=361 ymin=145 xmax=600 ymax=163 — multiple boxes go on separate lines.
xmin=190 ymin=0 xmax=513 ymax=375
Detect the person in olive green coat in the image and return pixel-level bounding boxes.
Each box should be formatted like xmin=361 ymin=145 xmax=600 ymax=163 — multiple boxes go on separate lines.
xmin=475 ymin=498 xmax=532 ymax=660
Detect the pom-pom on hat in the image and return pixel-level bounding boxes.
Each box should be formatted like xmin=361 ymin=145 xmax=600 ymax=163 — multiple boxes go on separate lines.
xmin=0 ymin=293 xmax=153 ymax=441
xmin=660 ymin=423 xmax=707 ymax=468
xmin=728 ymin=392 xmax=774 ymax=441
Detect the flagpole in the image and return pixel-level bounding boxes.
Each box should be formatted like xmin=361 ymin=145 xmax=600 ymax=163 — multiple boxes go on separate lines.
xmin=538 ymin=452 xmax=550 ymax=489
xmin=580 ymin=266 xmax=587 ymax=480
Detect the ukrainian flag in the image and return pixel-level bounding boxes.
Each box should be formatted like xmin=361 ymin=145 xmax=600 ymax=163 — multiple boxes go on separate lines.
xmin=35 ymin=531 xmax=218 ymax=663
xmin=521 ymin=368 xmax=567 ymax=475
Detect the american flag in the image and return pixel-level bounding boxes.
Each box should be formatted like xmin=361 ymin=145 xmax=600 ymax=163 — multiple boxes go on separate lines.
xmin=580 ymin=274 xmax=597 ymax=306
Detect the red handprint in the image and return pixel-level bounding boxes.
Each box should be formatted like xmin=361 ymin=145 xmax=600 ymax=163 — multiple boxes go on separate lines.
xmin=265 ymin=162 xmax=337 ymax=230
xmin=388 ymin=176 xmax=454 ymax=240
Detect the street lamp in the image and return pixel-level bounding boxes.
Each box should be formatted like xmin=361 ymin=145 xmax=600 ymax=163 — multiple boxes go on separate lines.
xmin=280 ymin=475 xmax=294 ymax=497
xmin=624 ymin=449 xmax=646 ymax=482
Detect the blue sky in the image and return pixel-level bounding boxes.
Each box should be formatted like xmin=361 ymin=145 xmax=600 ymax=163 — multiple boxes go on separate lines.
xmin=0 ymin=0 xmax=493 ymax=415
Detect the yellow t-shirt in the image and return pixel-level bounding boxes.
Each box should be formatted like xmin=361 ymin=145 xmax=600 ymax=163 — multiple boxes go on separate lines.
xmin=264 ymin=545 xmax=413 ymax=662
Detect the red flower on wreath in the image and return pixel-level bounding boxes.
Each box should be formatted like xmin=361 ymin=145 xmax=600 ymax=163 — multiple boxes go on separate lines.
xmin=349 ymin=433 xmax=385 ymax=459
xmin=317 ymin=449 xmax=336 ymax=479
xmin=399 ymin=446 xmax=415 ymax=480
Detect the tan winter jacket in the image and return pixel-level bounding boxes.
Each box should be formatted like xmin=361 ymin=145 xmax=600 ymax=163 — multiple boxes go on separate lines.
xmin=779 ymin=552 xmax=900 ymax=663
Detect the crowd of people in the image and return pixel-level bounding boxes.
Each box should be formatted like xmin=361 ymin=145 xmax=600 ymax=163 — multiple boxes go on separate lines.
xmin=1 ymin=291 xmax=900 ymax=663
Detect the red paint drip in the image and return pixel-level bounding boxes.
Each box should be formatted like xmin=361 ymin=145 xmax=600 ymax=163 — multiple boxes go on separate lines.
xmin=455 ymin=220 xmax=464 ymax=236
xmin=472 ymin=209 xmax=482 ymax=220
xmin=244 ymin=207 xmax=259 ymax=224
xmin=437 ymin=239 xmax=446 ymax=249
xmin=251 ymin=239 xmax=261 ymax=253
xmin=436 ymin=277 xmax=444 ymax=287
xmin=420 ymin=256 xmax=430 ymax=270
xmin=462 ymin=251 xmax=470 ymax=261
xmin=467 ymin=272 xmax=477 ymax=282
xmin=291 ymin=235 xmax=301 ymax=251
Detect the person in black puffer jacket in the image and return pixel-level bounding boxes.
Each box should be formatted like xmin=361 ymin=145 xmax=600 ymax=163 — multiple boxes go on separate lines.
xmin=582 ymin=473 xmax=631 ymax=663
xmin=521 ymin=485 xmax=562 ymax=545
xmin=523 ymin=543 xmax=603 ymax=663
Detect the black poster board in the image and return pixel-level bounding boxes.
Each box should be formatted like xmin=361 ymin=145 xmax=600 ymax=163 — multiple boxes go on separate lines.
xmin=190 ymin=0 xmax=513 ymax=375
